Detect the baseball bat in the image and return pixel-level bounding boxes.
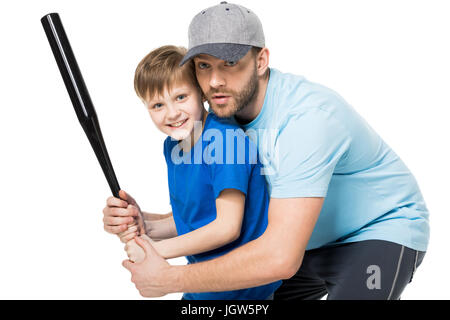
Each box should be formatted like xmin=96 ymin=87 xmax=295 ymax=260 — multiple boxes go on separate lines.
xmin=41 ymin=13 xmax=121 ymax=198
xmin=41 ymin=13 xmax=145 ymax=261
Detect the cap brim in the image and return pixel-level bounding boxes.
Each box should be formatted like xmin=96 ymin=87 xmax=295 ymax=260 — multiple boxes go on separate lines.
xmin=179 ymin=43 xmax=252 ymax=66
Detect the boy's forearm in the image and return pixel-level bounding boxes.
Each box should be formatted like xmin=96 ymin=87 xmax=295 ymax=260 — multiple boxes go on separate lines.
xmin=153 ymin=189 xmax=244 ymax=259
xmin=145 ymin=215 xmax=177 ymax=240
xmin=153 ymin=220 xmax=237 ymax=259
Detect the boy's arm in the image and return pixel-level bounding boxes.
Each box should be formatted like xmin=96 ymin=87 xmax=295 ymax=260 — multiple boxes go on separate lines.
xmin=119 ymin=211 xmax=175 ymax=243
xmin=151 ymin=189 xmax=245 ymax=259
xmin=144 ymin=213 xmax=178 ymax=240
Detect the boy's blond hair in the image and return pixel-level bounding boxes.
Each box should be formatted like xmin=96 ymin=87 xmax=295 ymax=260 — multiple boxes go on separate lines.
xmin=134 ymin=45 xmax=199 ymax=102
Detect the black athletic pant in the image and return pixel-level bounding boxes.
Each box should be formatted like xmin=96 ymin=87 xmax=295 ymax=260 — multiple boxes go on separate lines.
xmin=274 ymin=240 xmax=425 ymax=300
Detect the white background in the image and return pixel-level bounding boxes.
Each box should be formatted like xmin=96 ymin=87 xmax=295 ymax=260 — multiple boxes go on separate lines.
xmin=0 ymin=0 xmax=449 ymax=299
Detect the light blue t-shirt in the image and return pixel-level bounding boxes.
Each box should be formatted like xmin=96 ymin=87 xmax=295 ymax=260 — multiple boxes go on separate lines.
xmin=239 ymin=68 xmax=430 ymax=252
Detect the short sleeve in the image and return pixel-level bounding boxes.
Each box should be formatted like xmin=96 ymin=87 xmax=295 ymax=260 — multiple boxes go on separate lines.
xmin=163 ymin=137 xmax=175 ymax=165
xmin=269 ymin=108 xmax=351 ymax=198
xmin=163 ymin=138 xmax=167 ymax=159
xmin=205 ymin=129 xmax=254 ymax=199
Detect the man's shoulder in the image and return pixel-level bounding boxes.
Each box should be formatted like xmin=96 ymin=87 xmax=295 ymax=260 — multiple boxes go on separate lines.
xmin=268 ymin=69 xmax=359 ymax=134
xmin=270 ymin=68 xmax=348 ymax=108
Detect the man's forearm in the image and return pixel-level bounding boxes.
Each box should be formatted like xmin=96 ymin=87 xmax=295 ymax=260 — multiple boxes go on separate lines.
xmin=167 ymin=230 xmax=292 ymax=293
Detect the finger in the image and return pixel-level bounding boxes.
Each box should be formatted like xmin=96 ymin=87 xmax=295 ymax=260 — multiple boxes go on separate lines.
xmin=119 ymin=224 xmax=139 ymax=237
xmin=125 ymin=241 xmax=134 ymax=254
xmin=104 ymin=224 xmax=128 ymax=234
xmin=104 ymin=207 xmax=138 ymax=218
xmin=119 ymin=232 xmax=138 ymax=243
xmin=122 ymin=259 xmax=134 ymax=271
xmin=119 ymin=190 xmax=137 ymax=206
xmin=104 ymin=216 xmax=135 ymax=226
xmin=117 ymin=206 xmax=139 ymax=217
xmin=106 ymin=196 xmax=128 ymax=208
xmin=134 ymin=235 xmax=157 ymax=256
xmin=127 ymin=205 xmax=140 ymax=217
xmin=118 ymin=222 xmax=138 ymax=239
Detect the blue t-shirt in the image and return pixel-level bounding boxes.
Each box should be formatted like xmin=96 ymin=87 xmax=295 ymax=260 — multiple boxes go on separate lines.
xmin=239 ymin=68 xmax=429 ymax=252
xmin=163 ymin=113 xmax=281 ymax=300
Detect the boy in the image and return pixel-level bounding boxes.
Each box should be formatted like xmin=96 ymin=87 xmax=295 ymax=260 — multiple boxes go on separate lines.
xmin=105 ymin=45 xmax=281 ymax=300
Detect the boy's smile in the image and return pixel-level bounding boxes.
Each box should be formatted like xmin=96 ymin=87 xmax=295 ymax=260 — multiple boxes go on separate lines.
xmin=145 ymin=82 xmax=206 ymax=147
xmin=168 ymin=118 xmax=188 ymax=128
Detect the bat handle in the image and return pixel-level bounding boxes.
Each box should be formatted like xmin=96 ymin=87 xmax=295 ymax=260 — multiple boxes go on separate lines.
xmin=124 ymin=221 xmax=146 ymax=263
xmin=117 ymin=201 xmax=147 ymax=262
xmin=118 ymin=220 xmax=140 ymax=240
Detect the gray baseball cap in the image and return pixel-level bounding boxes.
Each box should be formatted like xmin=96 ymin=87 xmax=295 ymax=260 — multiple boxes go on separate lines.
xmin=180 ymin=2 xmax=265 ymax=66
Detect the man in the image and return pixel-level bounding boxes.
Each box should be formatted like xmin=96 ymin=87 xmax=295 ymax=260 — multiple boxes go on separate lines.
xmin=105 ymin=2 xmax=429 ymax=299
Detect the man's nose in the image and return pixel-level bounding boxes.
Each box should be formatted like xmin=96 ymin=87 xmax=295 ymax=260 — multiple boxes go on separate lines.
xmin=209 ymin=69 xmax=226 ymax=88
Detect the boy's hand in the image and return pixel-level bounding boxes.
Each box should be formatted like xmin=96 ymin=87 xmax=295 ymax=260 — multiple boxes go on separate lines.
xmin=102 ymin=190 xmax=144 ymax=241
xmin=124 ymin=234 xmax=153 ymax=263
xmin=122 ymin=236 xmax=172 ymax=297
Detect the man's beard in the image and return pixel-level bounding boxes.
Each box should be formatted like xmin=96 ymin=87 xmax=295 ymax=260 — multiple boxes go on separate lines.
xmin=205 ymin=67 xmax=259 ymax=119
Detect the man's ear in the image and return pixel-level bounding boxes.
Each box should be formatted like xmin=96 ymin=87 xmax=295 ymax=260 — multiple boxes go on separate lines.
xmin=256 ymin=47 xmax=270 ymax=77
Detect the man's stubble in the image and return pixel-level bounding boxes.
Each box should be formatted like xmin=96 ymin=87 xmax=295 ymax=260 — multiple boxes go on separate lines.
xmin=205 ymin=64 xmax=259 ymax=119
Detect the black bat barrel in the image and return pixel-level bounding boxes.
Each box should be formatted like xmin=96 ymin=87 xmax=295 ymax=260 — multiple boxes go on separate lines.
xmin=41 ymin=13 xmax=121 ymax=198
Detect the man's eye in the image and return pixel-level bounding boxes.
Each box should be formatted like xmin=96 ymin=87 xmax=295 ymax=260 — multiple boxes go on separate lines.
xmin=225 ymin=60 xmax=237 ymax=66
xmin=198 ymin=62 xmax=209 ymax=69
xmin=176 ymin=94 xmax=186 ymax=101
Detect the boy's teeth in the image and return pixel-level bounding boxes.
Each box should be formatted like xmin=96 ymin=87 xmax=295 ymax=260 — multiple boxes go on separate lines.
xmin=171 ymin=120 xmax=185 ymax=127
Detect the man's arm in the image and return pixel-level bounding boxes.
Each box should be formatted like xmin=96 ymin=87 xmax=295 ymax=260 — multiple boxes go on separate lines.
xmin=123 ymin=197 xmax=323 ymax=297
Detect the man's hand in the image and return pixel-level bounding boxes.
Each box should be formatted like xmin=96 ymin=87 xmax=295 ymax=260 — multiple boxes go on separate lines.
xmin=122 ymin=236 xmax=175 ymax=298
xmin=102 ymin=190 xmax=143 ymax=242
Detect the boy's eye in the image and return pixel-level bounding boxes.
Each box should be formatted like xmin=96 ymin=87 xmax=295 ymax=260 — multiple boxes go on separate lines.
xmin=176 ymin=94 xmax=186 ymax=101
xmin=152 ymin=103 xmax=163 ymax=109
xmin=225 ymin=60 xmax=237 ymax=66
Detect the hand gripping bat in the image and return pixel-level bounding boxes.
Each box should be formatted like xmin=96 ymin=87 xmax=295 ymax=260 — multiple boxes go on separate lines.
xmin=41 ymin=13 xmax=143 ymax=254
